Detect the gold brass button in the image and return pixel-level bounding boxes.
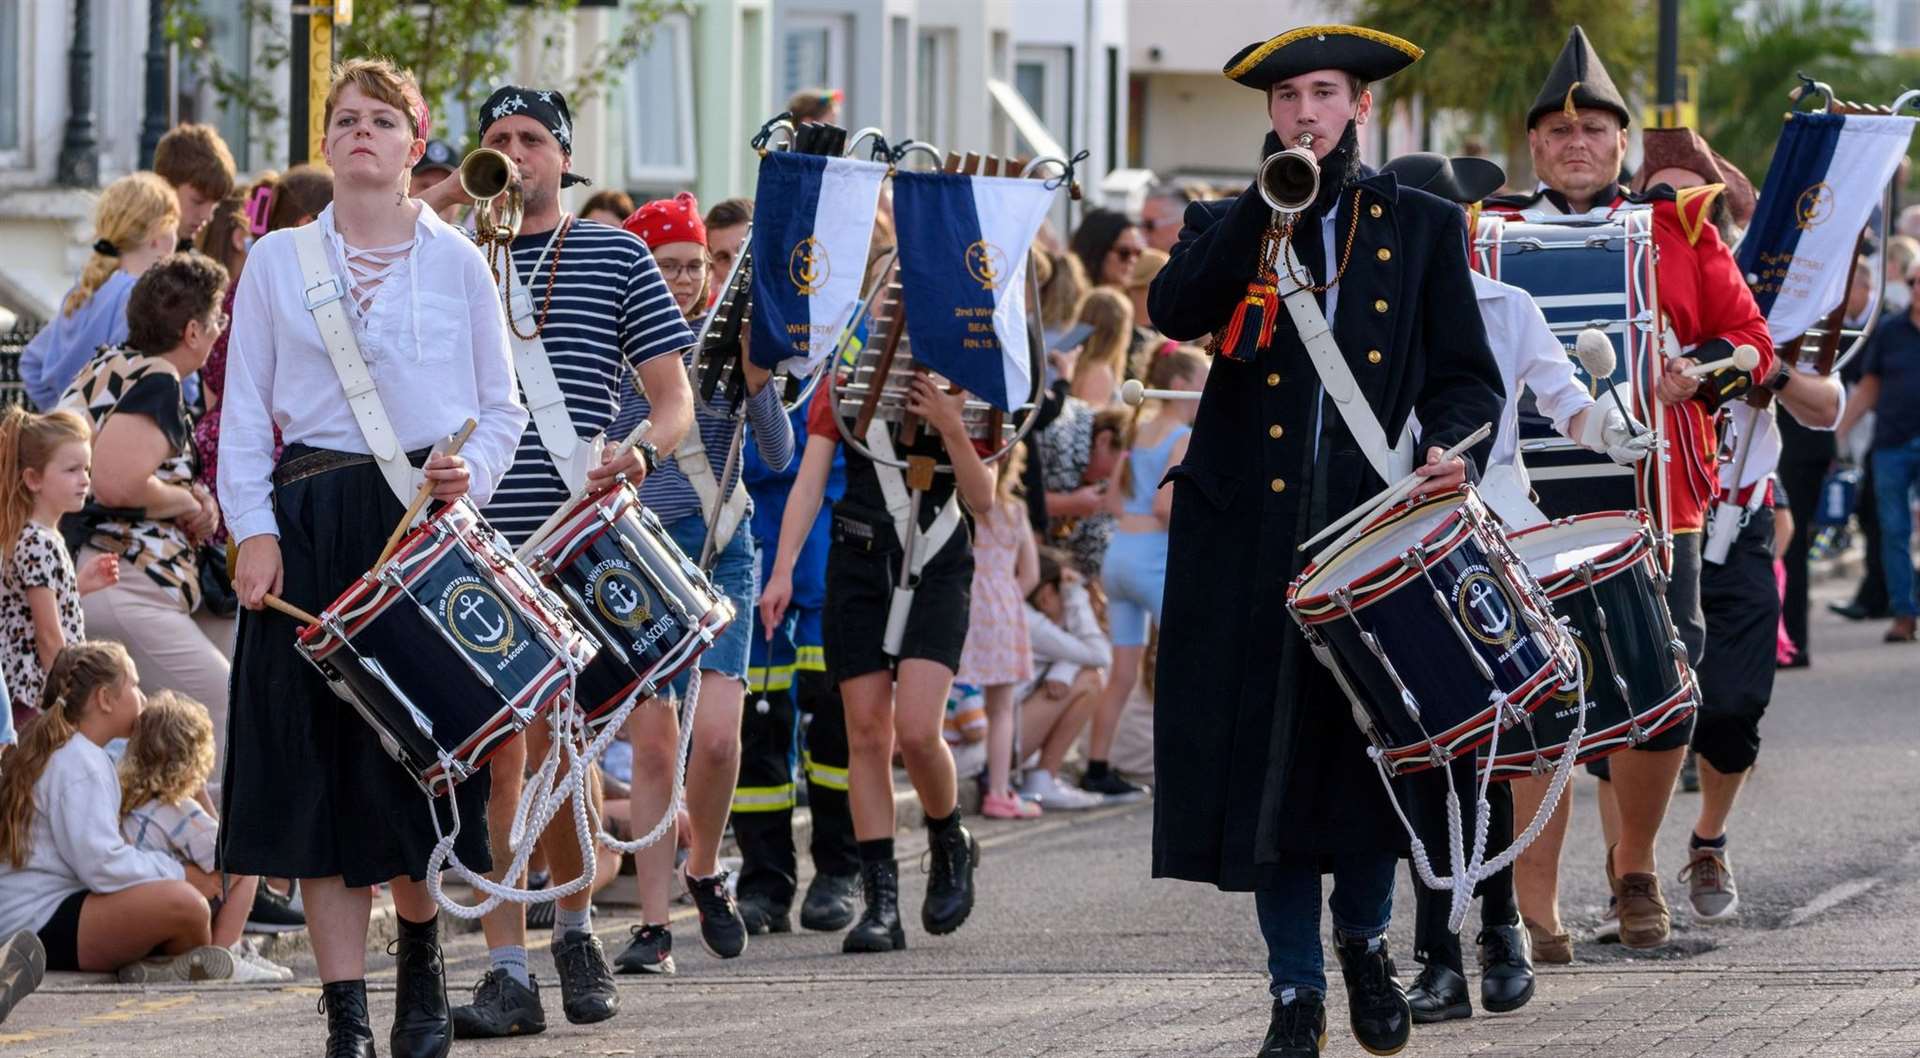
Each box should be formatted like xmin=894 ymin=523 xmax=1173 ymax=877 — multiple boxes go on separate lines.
xmin=1376 ymin=247 xmax=1392 ymax=262
xmin=1374 ymin=299 xmax=1389 ymax=313
xmin=1367 ymin=349 xmax=1383 ymax=364
xmin=1369 ymin=204 xmax=1383 ymax=218
xmin=1270 ymin=478 xmax=1287 ymax=493
xmin=1266 ymin=372 xmax=1281 ymax=387
xmin=1269 ymin=424 xmax=1284 ymax=439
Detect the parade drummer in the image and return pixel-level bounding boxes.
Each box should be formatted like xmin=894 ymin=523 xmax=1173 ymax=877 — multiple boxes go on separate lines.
xmin=1485 ymin=26 xmax=1776 ymax=954
xmin=1145 ymin=24 xmax=1505 ymax=1058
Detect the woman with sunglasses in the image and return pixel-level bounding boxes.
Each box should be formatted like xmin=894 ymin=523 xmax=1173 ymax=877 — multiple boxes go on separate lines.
xmin=1069 ymin=209 xmax=1147 ymax=291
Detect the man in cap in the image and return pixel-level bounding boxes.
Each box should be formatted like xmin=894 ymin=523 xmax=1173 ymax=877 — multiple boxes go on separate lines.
xmin=421 ymin=84 xmax=697 ymax=1039
xmin=1380 ymin=151 xmax=1653 ymax=1019
xmin=1147 ymin=25 xmax=1504 ymax=1058
xmin=1485 ymin=26 xmax=1776 ymax=952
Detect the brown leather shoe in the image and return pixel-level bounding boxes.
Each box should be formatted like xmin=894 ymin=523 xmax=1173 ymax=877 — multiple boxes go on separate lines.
xmin=1887 ymin=616 xmax=1917 ymax=643
xmin=1524 ymin=918 xmax=1573 ymax=964
xmin=1617 ymin=872 xmax=1672 ymax=949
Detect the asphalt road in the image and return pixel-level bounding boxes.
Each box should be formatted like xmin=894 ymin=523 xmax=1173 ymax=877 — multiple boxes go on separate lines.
xmin=4 ymin=574 xmax=1916 ymax=1057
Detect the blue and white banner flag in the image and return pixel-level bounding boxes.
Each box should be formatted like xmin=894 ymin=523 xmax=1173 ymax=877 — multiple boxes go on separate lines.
xmin=892 ymin=171 xmax=1057 ymax=412
xmin=1737 ymin=112 xmax=1916 ymax=343
xmin=750 ymin=151 xmax=889 ymax=373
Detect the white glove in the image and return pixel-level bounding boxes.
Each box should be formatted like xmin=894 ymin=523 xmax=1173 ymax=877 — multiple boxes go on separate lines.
xmin=1575 ymin=405 xmax=1654 ymax=465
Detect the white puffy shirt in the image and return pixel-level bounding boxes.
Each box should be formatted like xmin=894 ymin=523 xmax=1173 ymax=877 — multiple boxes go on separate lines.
xmin=218 ymin=202 xmax=528 ymax=543
xmin=0 ymin=736 xmax=185 ymax=937
xmin=1471 ymin=269 xmax=1596 ymax=478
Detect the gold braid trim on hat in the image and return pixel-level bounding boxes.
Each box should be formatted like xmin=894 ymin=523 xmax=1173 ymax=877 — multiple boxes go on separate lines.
xmin=1674 ymin=183 xmax=1727 ymax=246
xmin=1225 ymin=25 xmax=1424 ymax=80
xmin=1563 ymin=82 xmax=1582 ymax=119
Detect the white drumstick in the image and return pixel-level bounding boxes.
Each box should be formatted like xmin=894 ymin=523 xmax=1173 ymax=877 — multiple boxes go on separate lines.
xmin=1682 ymin=344 xmax=1759 ymax=378
xmin=515 ymin=419 xmax=654 ymax=562
xmin=1574 ymin=329 xmax=1644 ymax=438
xmin=1298 ymin=422 xmax=1494 ymax=556
xmin=1119 ymin=378 xmax=1203 ymax=407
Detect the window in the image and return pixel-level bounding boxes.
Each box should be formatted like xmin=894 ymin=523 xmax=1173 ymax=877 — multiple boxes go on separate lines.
xmin=626 ymin=13 xmax=696 ymax=185
xmin=914 ymin=29 xmax=955 ymax=149
xmin=1013 ymin=45 xmax=1072 ymax=158
xmin=0 ymin=0 xmax=22 ymax=164
xmin=782 ymin=14 xmax=848 ymax=100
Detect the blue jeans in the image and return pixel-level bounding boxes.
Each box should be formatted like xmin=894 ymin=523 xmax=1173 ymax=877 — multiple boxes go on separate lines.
xmin=1873 ymin=437 xmax=1920 ymax=618
xmin=663 ymin=513 xmax=758 ymax=696
xmin=1255 ymin=853 xmax=1397 ymax=996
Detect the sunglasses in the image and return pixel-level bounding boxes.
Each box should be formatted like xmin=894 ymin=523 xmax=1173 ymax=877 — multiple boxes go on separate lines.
xmin=1111 ymin=246 xmax=1144 ymax=262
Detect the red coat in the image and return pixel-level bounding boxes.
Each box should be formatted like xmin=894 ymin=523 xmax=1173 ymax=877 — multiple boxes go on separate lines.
xmin=1487 ymin=184 xmax=1775 ymax=531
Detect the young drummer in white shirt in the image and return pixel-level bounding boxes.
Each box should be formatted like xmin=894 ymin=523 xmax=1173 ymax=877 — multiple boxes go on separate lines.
xmin=217 ymin=59 xmax=527 ymax=1058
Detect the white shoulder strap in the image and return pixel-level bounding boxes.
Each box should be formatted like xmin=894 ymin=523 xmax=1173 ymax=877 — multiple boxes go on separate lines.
xmin=674 ymin=427 xmax=749 ymax=554
xmin=864 ymin=420 xmax=963 ymax=577
xmin=1278 ymin=236 xmax=1413 ymax=482
xmin=501 ymin=250 xmax=591 ymax=490
xmin=288 ymin=224 xmax=422 ymax=505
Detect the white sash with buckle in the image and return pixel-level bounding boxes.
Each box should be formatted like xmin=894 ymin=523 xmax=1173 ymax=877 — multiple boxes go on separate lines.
xmin=289 ymin=224 xmax=425 ymax=507
xmin=503 ymin=223 xmax=598 ymax=493
xmin=675 ymin=426 xmax=750 ymax=556
xmin=1277 ymin=236 xmax=1414 ymax=483
xmin=867 ymin=420 xmax=964 ymax=657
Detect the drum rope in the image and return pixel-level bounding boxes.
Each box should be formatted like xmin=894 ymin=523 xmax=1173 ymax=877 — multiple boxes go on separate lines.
xmin=422 ymin=661 xmax=702 ymax=919
xmin=1375 ymin=642 xmax=1588 ymax=933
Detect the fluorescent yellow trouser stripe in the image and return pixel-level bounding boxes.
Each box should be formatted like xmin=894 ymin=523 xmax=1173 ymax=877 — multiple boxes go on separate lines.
xmin=795 ymin=645 xmax=826 ymax=672
xmin=747 ymin=662 xmax=797 ymax=694
xmin=803 ymin=750 xmax=849 ymax=791
xmin=731 ymin=784 xmax=797 ymax=812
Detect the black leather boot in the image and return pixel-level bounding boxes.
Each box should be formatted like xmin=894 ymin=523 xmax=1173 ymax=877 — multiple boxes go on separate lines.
xmin=1333 ymin=932 xmax=1412 ymax=1056
xmin=1405 ymin=961 xmax=1471 ymax=1023
xmin=389 ymin=914 xmax=452 ymax=1058
xmin=1477 ymin=924 xmax=1536 ymax=1013
xmin=1258 ymin=992 xmax=1328 ymax=1056
xmin=921 ymin=819 xmax=979 ymax=935
xmin=319 ymin=979 xmax=376 ymax=1058
xmin=842 ymin=859 xmax=906 ymax=953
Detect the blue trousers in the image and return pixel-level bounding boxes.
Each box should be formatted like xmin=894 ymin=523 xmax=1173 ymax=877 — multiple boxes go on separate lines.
xmin=1873 ymin=437 xmax=1920 ymax=618
xmin=1255 ymin=852 xmax=1397 ymax=997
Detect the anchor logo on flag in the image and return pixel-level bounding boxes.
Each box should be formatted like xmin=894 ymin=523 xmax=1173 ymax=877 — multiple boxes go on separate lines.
xmin=1794 ymin=182 xmax=1835 ymax=231
xmin=789 ymin=236 xmax=830 ymax=296
xmin=965 ymin=240 xmax=1008 ymax=291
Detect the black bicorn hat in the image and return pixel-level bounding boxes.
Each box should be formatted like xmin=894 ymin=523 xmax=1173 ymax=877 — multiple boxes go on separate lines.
xmin=1527 ymin=25 xmax=1632 ymax=129
xmin=1380 ymin=152 xmax=1507 ymax=205
xmin=1223 ymin=25 xmax=1422 ymax=91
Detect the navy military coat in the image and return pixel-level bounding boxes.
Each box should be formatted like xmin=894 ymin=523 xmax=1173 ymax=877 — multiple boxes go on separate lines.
xmin=1147 ymin=150 xmax=1503 ymax=891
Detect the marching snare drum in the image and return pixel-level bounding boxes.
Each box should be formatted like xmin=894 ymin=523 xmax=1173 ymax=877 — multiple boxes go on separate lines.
xmin=1473 ymin=212 xmax=1665 ymax=524
xmin=525 ymin=481 xmax=736 ymax=732
xmin=1486 ymin=511 xmax=1698 ymax=780
xmin=297 ymin=498 xmax=599 ymax=796
xmin=1288 ymin=488 xmax=1576 ymax=776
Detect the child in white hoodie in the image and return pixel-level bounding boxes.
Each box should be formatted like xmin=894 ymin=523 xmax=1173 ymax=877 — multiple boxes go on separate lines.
xmin=0 ymin=642 xmax=236 ymax=982
xmin=1015 ymin=549 xmax=1113 ymax=811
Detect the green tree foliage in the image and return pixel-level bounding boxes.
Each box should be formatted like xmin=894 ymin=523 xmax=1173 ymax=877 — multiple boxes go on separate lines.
xmin=1683 ymin=0 xmax=1914 ymax=191
xmin=1344 ymin=0 xmax=1656 ymax=184
xmin=168 ymin=0 xmax=680 ymax=162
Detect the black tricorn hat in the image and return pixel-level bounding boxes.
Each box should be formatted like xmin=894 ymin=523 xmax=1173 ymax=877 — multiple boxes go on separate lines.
xmin=1527 ymin=25 xmax=1632 ymax=129
xmin=1381 ymin=153 xmax=1507 ymax=205
xmin=1223 ymin=25 xmax=1422 ymax=91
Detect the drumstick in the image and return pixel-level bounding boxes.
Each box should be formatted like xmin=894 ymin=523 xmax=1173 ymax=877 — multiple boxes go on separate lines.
xmin=1118 ymin=379 xmax=1203 ymax=406
xmin=1681 ymin=344 xmax=1759 ymax=378
xmin=1572 ymin=329 xmax=1644 ymax=438
xmin=514 ymin=418 xmax=654 ymax=563
xmin=263 ymin=593 xmax=321 ymax=627
xmin=376 ymin=419 xmax=476 ymax=569
xmin=1298 ymin=423 xmax=1494 ymax=556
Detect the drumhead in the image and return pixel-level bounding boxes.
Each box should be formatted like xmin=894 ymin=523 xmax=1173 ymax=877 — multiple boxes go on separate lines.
xmin=1510 ymin=513 xmax=1644 ymax=579
xmin=1296 ymin=494 xmax=1462 ymax=601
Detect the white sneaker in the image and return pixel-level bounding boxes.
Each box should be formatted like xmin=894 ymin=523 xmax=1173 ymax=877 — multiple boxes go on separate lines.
xmin=117 ymin=944 xmax=235 ymax=984
xmin=232 ymin=940 xmax=294 ymax=982
xmin=1020 ymin=770 xmax=1106 ymax=811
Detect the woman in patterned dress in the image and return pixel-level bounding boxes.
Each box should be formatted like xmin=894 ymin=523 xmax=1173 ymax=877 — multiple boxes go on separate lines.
xmin=956 ymin=447 xmax=1039 ymax=819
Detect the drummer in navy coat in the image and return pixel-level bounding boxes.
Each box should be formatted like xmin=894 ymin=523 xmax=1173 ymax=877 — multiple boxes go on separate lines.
xmin=1145 ymin=24 xmax=1504 ymax=1058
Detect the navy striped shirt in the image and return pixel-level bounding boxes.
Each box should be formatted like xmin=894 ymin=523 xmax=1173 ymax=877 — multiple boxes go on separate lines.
xmin=483 ymin=219 xmax=693 ymax=546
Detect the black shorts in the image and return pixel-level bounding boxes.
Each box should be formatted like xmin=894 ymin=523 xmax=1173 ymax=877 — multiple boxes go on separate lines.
xmin=824 ymin=534 xmax=973 ymax=683
xmin=1693 ymin=510 xmax=1778 ymax=774
xmin=36 ymin=889 xmax=88 ymax=973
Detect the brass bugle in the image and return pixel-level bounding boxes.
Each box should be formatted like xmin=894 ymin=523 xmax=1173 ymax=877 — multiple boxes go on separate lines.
xmin=459 ymin=147 xmax=523 ymax=245
xmin=1257 ymin=132 xmax=1319 ymax=213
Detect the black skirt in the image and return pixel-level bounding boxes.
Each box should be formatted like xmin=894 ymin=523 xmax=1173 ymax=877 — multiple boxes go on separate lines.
xmin=217 ymin=445 xmax=492 ymax=887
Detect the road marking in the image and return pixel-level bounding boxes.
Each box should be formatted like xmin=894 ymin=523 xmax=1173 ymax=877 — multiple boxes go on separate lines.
xmin=1784 ymin=877 xmax=1882 ymax=927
